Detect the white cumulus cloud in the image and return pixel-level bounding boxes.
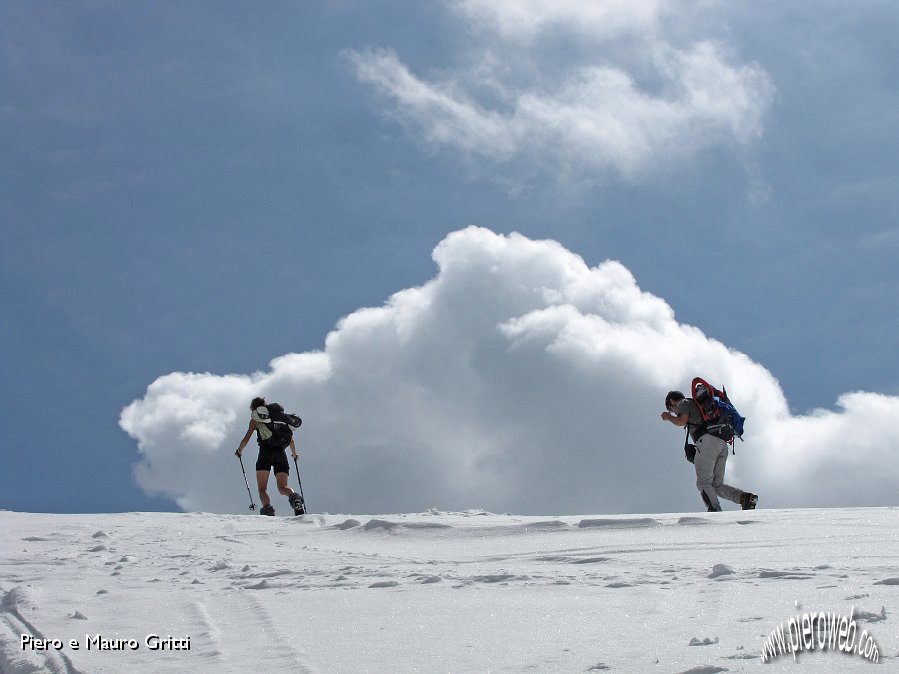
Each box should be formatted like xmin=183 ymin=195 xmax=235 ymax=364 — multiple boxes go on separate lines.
xmin=346 ymin=1 xmax=774 ymax=183
xmin=453 ymin=0 xmax=665 ymax=40
xmin=120 ymin=227 xmax=899 ymax=515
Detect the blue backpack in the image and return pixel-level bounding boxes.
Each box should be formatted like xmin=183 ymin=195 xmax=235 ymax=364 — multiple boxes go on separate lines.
xmin=691 ymin=377 xmax=746 ymax=444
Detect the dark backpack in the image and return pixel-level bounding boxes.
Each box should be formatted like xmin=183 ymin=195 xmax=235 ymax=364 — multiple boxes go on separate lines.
xmin=255 ymin=403 xmax=302 ymax=449
xmin=691 ymin=377 xmax=745 ymax=444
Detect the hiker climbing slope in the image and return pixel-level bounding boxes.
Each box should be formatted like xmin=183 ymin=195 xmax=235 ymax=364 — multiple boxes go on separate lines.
xmin=661 ymin=384 xmax=757 ymax=512
xmin=235 ymin=397 xmax=304 ymax=515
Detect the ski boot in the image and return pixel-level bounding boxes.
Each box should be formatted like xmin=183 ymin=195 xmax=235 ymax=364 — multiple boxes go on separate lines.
xmin=740 ymin=492 xmax=758 ymax=510
xmin=289 ymin=492 xmax=305 ymax=516
xmin=260 ymin=504 xmax=275 ymax=516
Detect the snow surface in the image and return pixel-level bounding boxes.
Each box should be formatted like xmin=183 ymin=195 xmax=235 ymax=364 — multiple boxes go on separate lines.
xmin=0 ymin=507 xmax=896 ymax=673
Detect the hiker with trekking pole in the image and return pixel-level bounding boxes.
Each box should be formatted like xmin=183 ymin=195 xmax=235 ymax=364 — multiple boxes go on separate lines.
xmin=235 ymin=397 xmax=306 ymax=516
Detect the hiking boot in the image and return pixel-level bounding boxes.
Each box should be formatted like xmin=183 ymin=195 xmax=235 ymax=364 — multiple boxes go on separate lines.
xmin=707 ymin=505 xmax=722 ymax=512
xmin=289 ymin=492 xmax=305 ymax=516
xmin=740 ymin=492 xmax=758 ymax=510
xmin=260 ymin=504 xmax=275 ymax=516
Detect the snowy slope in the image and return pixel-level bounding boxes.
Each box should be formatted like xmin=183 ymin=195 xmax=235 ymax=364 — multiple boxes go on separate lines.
xmin=0 ymin=508 xmax=896 ymax=673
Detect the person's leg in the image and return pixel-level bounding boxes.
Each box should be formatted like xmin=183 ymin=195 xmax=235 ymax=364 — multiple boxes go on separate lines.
xmin=274 ymin=470 xmax=295 ymax=497
xmin=693 ymin=435 xmax=721 ymax=510
xmin=712 ymin=443 xmax=743 ymax=505
xmin=274 ymin=459 xmax=304 ymax=513
xmin=256 ymin=470 xmax=271 ymax=506
xmin=272 ymin=451 xmax=295 ymax=498
xmin=254 ymin=450 xmax=274 ymax=505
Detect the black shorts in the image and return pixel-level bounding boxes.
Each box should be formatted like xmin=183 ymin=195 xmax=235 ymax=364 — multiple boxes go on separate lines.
xmin=255 ymin=446 xmax=290 ymax=475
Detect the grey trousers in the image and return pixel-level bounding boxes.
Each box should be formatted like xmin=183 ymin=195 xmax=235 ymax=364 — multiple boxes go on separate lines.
xmin=694 ymin=434 xmax=743 ymax=509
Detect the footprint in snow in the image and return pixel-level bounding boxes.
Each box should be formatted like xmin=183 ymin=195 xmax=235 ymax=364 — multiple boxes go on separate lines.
xmin=688 ymin=637 xmax=719 ymax=646
xmin=708 ymin=564 xmax=735 ymax=578
xmin=676 ymin=667 xmax=727 ymax=674
xmin=87 ymin=545 xmax=107 ymax=552
xmin=516 ymin=520 xmax=569 ymax=532
xmin=92 ymin=531 xmax=110 ymax=539
xmin=473 ymin=574 xmax=526 ymax=584
xmin=244 ymin=580 xmax=274 ymax=590
xmin=570 ymin=556 xmax=612 ymax=565
xmin=363 ymin=519 xmax=452 ymax=532
xmin=578 ymin=518 xmax=659 ymax=529
xmin=334 ymin=519 xmax=362 ymax=530
xmin=874 ymin=577 xmax=899 ymax=585
xmin=363 ymin=519 xmax=401 ymax=532
xmin=369 ymin=580 xmax=400 ymax=588
xmin=724 ymin=650 xmax=758 ymax=660
xmin=69 ymin=611 xmax=89 ymax=620
xmin=758 ymin=570 xmax=813 ymax=580
xmin=855 ymin=606 xmax=887 ymax=622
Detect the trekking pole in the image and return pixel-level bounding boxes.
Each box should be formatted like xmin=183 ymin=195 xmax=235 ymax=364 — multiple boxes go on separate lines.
xmin=292 ymin=456 xmax=307 ymax=513
xmin=238 ymin=454 xmax=256 ymax=511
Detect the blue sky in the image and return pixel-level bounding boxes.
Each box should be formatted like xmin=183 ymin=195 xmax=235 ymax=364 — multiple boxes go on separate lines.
xmin=3 ymin=1 xmax=898 ymax=514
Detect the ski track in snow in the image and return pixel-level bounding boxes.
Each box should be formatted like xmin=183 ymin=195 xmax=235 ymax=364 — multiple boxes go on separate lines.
xmin=0 ymin=508 xmax=896 ymax=673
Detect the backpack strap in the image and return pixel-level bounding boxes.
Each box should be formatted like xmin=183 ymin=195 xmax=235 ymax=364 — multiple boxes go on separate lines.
xmin=683 ymin=427 xmax=697 ymax=463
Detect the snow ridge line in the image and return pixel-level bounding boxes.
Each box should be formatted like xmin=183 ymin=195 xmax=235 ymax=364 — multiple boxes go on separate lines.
xmin=0 ymin=585 xmax=87 ymax=674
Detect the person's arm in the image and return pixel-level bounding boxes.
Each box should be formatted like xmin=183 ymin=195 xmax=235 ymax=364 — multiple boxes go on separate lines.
xmin=661 ymin=400 xmax=690 ymax=427
xmin=235 ymin=420 xmax=257 ymax=457
xmin=660 ymin=410 xmax=689 ymax=427
xmin=289 ymin=435 xmax=298 ymax=460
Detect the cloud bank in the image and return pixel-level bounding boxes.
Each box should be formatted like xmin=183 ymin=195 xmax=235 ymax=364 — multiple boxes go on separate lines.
xmin=346 ymin=0 xmax=775 ymax=183
xmin=121 ymin=227 xmax=899 ymax=515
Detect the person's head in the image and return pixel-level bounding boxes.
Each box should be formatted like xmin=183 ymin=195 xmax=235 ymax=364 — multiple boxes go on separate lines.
xmin=250 ymin=397 xmax=266 ymax=411
xmin=665 ymin=390 xmax=685 ymax=412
